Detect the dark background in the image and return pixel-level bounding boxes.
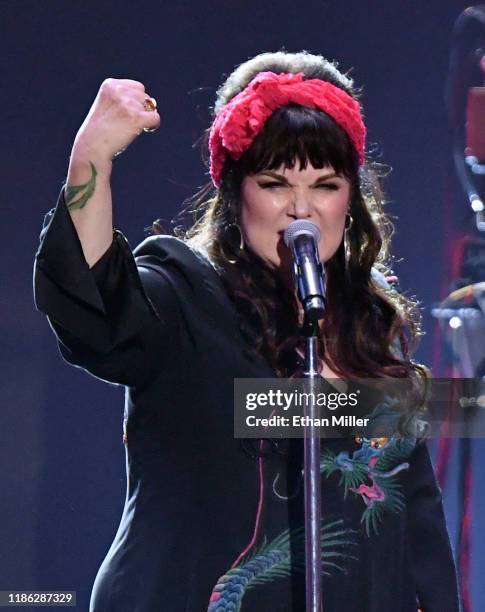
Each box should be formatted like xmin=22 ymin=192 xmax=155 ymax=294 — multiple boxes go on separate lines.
xmin=1 ymin=1 xmax=483 ymax=609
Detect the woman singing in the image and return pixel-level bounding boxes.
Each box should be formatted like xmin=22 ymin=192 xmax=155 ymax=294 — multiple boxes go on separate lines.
xmin=33 ymin=50 xmax=459 ymax=611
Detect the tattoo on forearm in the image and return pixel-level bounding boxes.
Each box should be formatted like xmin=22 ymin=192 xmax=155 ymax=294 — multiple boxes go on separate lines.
xmin=65 ymin=161 xmax=98 ymax=210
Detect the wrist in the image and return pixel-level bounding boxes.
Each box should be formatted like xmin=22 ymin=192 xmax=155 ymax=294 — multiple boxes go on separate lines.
xmin=69 ymin=140 xmax=113 ymax=178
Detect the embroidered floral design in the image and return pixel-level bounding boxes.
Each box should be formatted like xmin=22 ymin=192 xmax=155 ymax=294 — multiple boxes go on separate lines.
xmin=207 ymin=519 xmax=357 ymax=611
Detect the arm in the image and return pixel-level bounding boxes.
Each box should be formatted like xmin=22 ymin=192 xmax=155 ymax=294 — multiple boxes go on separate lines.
xmin=32 ymin=78 xmax=177 ymax=388
xmin=63 ymin=77 xmax=159 ymax=268
xmin=34 ymin=185 xmax=184 ymax=389
xmin=65 ymin=151 xmax=113 ymax=269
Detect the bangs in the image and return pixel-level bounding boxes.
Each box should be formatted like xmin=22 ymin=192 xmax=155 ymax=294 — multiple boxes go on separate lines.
xmin=234 ymin=104 xmax=358 ymax=179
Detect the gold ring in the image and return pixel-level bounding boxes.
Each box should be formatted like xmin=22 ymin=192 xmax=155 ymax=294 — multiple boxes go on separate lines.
xmin=143 ymin=96 xmax=157 ymax=112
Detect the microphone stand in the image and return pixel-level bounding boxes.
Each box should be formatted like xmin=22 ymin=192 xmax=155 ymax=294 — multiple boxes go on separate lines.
xmin=284 ymin=218 xmax=326 ymax=611
xmin=301 ymin=313 xmax=324 ymax=612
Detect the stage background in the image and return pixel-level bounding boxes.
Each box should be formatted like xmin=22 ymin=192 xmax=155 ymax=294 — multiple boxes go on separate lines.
xmin=1 ymin=1 xmax=481 ymax=609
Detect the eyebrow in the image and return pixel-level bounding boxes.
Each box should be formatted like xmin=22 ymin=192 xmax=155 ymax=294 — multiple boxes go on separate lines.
xmin=257 ymin=170 xmax=341 ymax=185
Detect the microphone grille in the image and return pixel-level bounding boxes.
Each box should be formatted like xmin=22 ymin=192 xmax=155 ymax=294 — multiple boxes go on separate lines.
xmin=283 ymin=220 xmax=321 ymax=247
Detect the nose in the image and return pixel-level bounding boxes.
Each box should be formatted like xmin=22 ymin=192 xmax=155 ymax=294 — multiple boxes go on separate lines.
xmin=288 ymin=191 xmax=313 ymax=219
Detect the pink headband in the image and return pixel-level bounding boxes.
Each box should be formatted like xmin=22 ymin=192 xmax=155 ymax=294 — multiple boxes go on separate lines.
xmin=209 ymin=71 xmax=366 ymax=188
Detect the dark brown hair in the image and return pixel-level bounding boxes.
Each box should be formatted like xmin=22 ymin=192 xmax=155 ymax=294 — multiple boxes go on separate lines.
xmin=151 ymin=51 xmax=428 ymax=396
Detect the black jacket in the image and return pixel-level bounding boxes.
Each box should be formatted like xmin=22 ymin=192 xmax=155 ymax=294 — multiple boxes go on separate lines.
xmin=33 ymin=186 xmax=460 ymax=612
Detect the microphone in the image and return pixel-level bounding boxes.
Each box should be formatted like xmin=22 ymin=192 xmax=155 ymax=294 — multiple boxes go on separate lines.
xmin=283 ymin=220 xmax=326 ymax=322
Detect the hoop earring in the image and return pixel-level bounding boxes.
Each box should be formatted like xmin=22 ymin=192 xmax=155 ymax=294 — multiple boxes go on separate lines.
xmin=344 ymin=213 xmax=353 ymax=270
xmin=220 ymin=222 xmax=245 ymax=265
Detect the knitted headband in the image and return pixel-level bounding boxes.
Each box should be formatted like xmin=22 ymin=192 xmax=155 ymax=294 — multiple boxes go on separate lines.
xmin=209 ymin=71 xmax=366 ymax=188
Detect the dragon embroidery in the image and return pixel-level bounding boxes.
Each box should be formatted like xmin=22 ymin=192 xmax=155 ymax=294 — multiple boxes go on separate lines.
xmin=320 ymin=436 xmax=416 ymax=536
xmin=207 ymin=519 xmax=358 ymax=611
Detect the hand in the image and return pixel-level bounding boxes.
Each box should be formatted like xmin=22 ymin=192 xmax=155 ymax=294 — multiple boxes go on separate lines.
xmin=71 ymin=78 xmax=161 ymax=163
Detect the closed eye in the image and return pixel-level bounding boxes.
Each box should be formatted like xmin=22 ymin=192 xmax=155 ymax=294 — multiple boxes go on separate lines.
xmin=258 ymin=181 xmax=286 ymax=189
xmin=315 ymin=183 xmax=339 ymax=190
xmin=257 ymin=181 xmax=340 ymax=190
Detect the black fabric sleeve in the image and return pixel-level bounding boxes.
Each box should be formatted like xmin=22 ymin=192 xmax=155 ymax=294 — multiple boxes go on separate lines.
xmin=33 ymin=185 xmax=185 ymax=388
xmin=404 ymin=441 xmax=460 ymax=612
